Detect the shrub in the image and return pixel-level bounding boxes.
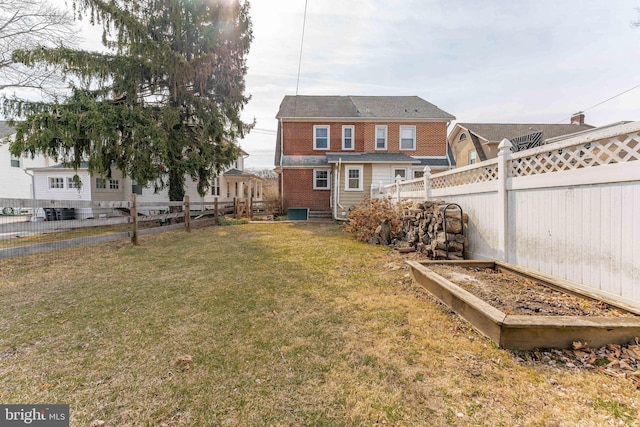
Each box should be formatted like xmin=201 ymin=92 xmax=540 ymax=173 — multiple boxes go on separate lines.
xmin=345 ymin=197 xmax=403 ymax=242
xmin=217 ymin=217 xmax=249 ymax=226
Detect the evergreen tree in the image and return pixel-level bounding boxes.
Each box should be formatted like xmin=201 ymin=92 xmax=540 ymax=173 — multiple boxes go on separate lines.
xmin=4 ymin=0 xmax=253 ymax=200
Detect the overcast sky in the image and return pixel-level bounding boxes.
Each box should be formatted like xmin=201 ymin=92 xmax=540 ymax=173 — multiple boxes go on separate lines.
xmin=6 ymin=1 xmax=640 ymax=169
xmin=240 ymin=0 xmax=640 ymax=169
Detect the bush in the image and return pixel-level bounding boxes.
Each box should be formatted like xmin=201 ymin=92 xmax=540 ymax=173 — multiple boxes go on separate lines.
xmin=217 ymin=217 xmax=249 ymax=226
xmin=344 ymin=197 xmax=403 ymax=243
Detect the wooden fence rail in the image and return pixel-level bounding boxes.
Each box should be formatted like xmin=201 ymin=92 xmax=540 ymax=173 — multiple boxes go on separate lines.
xmin=0 ymin=196 xmax=275 ymax=259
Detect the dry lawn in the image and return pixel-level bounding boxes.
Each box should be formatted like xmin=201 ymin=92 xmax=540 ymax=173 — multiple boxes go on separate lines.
xmin=0 ymin=222 xmax=638 ymax=426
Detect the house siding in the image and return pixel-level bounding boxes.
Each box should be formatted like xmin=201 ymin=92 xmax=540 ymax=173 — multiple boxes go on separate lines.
xmin=362 ymin=122 xmax=447 ymax=155
xmin=0 ymin=142 xmax=52 ymax=199
xmin=282 ymin=121 xmax=447 ymax=157
xmin=337 ymin=164 xmax=372 ymax=209
xmin=281 ymin=168 xmax=331 ymax=210
xmin=33 ymin=170 xmax=92 ymax=201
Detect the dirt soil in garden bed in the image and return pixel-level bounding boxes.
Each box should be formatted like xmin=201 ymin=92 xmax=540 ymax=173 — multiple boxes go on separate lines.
xmin=425 ymin=264 xmax=636 ymax=317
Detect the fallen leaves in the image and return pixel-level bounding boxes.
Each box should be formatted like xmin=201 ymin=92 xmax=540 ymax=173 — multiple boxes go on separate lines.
xmin=519 ymin=338 xmax=640 ymax=387
xmin=175 ymin=355 xmax=193 ymax=364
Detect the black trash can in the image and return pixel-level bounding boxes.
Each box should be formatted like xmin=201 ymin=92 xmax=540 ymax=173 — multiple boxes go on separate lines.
xmin=56 ymin=208 xmax=75 ymax=220
xmin=44 ymin=208 xmax=58 ymax=221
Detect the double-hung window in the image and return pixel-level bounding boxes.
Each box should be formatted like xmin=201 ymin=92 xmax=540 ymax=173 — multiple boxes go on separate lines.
xmin=211 ymin=177 xmax=220 ymax=196
xmin=400 ymin=126 xmax=416 ymax=150
xmin=469 ymin=150 xmax=477 ymax=165
xmin=342 ymin=125 xmax=354 ymax=150
xmin=49 ymin=177 xmax=64 ymax=189
xmin=314 ymin=125 xmax=330 ymax=150
xmin=95 ymin=178 xmax=107 ymax=189
xmin=375 ymin=125 xmax=387 ymax=150
xmin=67 ymin=177 xmax=81 ymax=189
xmin=109 ymin=179 xmax=120 ymax=190
xmin=10 ymin=154 xmax=20 ymax=168
xmin=313 ymin=169 xmax=330 ymax=190
xmin=132 ymin=180 xmax=143 ymax=195
xmin=345 ymin=166 xmax=363 ymax=191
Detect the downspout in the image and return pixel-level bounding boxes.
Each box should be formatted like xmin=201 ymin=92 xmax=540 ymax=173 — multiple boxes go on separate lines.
xmin=333 ymin=159 xmax=339 ymax=219
xmin=23 ymin=168 xmax=35 ymax=219
xmin=279 ymin=118 xmax=284 ymax=215
xmin=334 ymin=157 xmax=347 ymax=221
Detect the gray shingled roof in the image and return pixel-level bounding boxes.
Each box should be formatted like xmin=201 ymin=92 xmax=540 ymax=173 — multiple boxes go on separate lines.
xmin=276 ymin=96 xmax=455 ymax=120
xmin=223 ymin=168 xmax=262 ymax=180
xmin=457 ymin=123 xmax=594 ymax=143
xmin=413 ymin=157 xmax=451 ymax=167
xmin=326 ymin=153 xmax=420 ymax=164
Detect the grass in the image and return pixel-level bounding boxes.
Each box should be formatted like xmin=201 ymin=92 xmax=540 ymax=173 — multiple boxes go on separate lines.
xmin=0 ymin=222 xmax=639 ymax=426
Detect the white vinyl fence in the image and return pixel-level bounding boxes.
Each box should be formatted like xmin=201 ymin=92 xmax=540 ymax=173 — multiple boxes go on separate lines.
xmin=383 ymin=121 xmax=640 ymax=305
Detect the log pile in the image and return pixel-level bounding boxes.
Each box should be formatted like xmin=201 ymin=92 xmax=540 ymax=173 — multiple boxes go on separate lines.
xmin=399 ymin=200 xmax=469 ymax=260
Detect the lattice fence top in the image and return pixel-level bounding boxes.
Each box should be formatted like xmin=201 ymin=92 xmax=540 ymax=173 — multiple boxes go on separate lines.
xmin=509 ymin=131 xmax=640 ymax=177
xmin=431 ymin=164 xmax=499 ymax=189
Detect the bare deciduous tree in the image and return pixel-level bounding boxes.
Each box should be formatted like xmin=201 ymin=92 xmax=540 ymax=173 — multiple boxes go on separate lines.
xmin=0 ymin=0 xmax=76 ymax=91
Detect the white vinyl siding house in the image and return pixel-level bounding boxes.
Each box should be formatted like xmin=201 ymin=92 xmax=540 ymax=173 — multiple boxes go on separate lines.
xmin=0 ymin=122 xmax=53 ymax=199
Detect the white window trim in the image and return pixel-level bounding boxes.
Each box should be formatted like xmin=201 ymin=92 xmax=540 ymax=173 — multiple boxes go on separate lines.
xmin=48 ymin=176 xmax=64 ymax=189
xmin=342 ymin=125 xmax=354 ymax=150
xmin=313 ymin=125 xmax=330 ymax=150
xmin=344 ymin=165 xmax=364 ymax=191
xmin=469 ymin=150 xmax=477 ymax=165
xmin=313 ymin=168 xmax=330 ymax=190
xmin=399 ymin=125 xmax=416 ymax=151
xmin=375 ymin=125 xmax=387 ymax=151
xmin=393 ymin=168 xmax=407 ymax=180
xmin=10 ymin=154 xmax=21 ymax=168
xmin=67 ymin=177 xmax=81 ymax=189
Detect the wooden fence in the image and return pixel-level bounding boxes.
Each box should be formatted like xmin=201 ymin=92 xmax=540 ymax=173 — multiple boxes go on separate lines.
xmin=381 ymin=121 xmax=640 ymax=306
xmin=0 ymin=196 xmax=275 ymax=259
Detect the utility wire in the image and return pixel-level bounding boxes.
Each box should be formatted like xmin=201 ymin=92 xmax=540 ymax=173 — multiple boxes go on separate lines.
xmin=295 ymin=0 xmax=308 ymax=97
xmin=556 ymin=82 xmax=640 ymax=124
xmin=293 ymin=0 xmax=308 ymax=118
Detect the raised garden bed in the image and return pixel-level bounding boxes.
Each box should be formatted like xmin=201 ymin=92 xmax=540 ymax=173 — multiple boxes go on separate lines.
xmin=407 ymin=260 xmax=640 ymax=350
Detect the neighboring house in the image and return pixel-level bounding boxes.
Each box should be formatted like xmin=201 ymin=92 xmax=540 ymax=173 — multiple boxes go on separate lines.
xmin=448 ymin=112 xmax=594 ymax=167
xmin=0 ymin=121 xmax=54 ymax=199
xmin=28 ymin=149 xmax=263 ymax=219
xmin=274 ymin=95 xmax=456 ymax=219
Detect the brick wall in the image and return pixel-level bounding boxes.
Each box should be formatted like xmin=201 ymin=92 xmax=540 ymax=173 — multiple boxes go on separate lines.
xmin=282 ymin=120 xmax=447 ymax=156
xmin=281 ymin=168 xmax=331 ymax=211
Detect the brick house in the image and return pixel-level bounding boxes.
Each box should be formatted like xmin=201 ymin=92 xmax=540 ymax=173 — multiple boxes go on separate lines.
xmin=274 ymin=95 xmax=455 ymax=219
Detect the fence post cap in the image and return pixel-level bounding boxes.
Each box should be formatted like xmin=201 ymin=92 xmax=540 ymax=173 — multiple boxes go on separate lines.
xmin=498 ymin=138 xmax=513 ymax=152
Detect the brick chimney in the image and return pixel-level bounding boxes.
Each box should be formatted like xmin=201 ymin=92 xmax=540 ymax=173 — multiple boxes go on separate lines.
xmin=570 ymin=111 xmax=585 ymax=125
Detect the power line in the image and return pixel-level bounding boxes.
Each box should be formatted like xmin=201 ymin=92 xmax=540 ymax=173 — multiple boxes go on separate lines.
xmin=556 ymin=82 xmax=640 ymax=124
xmin=295 ymin=0 xmax=308 ymax=98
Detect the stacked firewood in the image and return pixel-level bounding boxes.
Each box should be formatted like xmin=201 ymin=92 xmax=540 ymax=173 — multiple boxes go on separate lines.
xmin=400 ymin=200 xmax=469 ymax=260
